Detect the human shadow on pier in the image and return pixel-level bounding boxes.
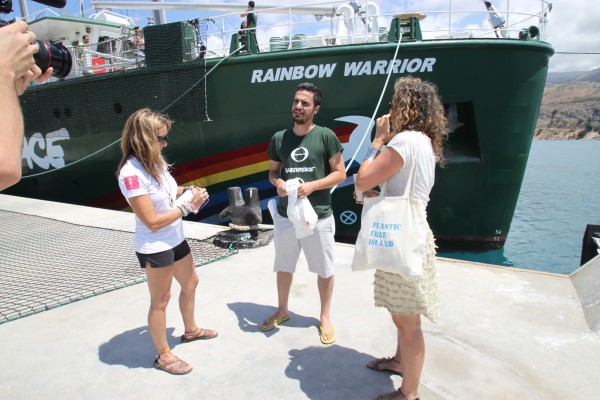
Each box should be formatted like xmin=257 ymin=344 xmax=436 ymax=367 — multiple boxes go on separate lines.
xmin=227 ymin=301 xmax=319 ymax=336
xmin=286 ymin=345 xmax=397 ymax=399
xmin=98 ymin=326 xmax=181 ymax=369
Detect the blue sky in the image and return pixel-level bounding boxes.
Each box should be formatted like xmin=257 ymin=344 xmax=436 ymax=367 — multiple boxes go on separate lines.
xmin=7 ymin=0 xmax=599 ymax=73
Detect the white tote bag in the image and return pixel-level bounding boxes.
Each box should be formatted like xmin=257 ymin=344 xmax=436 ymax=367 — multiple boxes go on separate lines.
xmin=351 ymin=164 xmax=429 ymax=280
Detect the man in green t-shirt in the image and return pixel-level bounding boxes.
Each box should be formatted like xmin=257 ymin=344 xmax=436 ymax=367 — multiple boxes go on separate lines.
xmin=260 ymin=82 xmax=345 ymax=345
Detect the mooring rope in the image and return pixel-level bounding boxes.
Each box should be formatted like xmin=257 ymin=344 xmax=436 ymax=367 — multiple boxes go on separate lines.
xmin=330 ymin=32 xmax=403 ymax=194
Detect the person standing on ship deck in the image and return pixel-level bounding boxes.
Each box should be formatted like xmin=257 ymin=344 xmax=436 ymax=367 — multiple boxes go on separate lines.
xmin=0 ymin=20 xmax=52 ymax=190
xmin=239 ymin=20 xmax=248 ymax=50
xmin=240 ymin=1 xmax=258 ymax=51
xmin=260 ymin=82 xmax=345 ymax=345
xmin=117 ymin=109 xmax=217 ymax=375
xmin=355 ymin=76 xmax=447 ymax=400
xmin=78 ymin=35 xmax=93 ymax=75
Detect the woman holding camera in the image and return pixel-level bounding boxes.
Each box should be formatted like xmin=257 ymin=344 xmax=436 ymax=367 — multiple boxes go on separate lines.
xmin=117 ymin=108 xmax=217 ymax=375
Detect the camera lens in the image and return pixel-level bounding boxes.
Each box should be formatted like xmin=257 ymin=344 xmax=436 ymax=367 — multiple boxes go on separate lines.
xmin=34 ymin=40 xmax=72 ymax=79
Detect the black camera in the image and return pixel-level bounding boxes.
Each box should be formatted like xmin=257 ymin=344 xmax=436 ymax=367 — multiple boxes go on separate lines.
xmin=1 ymin=0 xmax=71 ymax=78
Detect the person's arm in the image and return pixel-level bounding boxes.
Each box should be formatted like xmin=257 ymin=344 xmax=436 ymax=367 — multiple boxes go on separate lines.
xmin=269 ymin=160 xmax=287 ymax=197
xmin=0 ymin=21 xmax=51 ymax=190
xmin=128 ymin=188 xmax=206 ymax=232
xmin=0 ymin=72 xmax=24 ymax=190
xmin=177 ymin=185 xmax=209 ymax=201
xmin=355 ymin=114 xmax=404 ymax=193
xmin=297 ymin=151 xmax=346 ymax=199
xmin=129 ymin=194 xmax=184 ymax=232
xmin=14 ymin=65 xmax=53 ymax=95
xmin=0 ymin=21 xmax=38 ymax=80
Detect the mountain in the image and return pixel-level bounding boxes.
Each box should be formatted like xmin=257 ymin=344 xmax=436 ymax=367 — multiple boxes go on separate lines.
xmin=544 ymin=68 xmax=600 ymax=84
xmin=535 ymin=68 xmax=600 ymax=140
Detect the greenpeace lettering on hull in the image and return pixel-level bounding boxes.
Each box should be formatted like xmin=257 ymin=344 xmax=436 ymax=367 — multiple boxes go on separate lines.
xmin=22 ymin=128 xmax=70 ymax=171
xmin=251 ymin=58 xmax=436 ymax=83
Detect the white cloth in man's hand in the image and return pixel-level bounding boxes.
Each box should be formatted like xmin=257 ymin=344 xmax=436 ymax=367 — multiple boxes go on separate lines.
xmin=285 ymin=178 xmax=317 ymax=239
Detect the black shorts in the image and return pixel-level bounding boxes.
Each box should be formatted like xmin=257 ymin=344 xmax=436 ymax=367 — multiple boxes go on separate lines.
xmin=136 ymin=240 xmax=191 ymax=269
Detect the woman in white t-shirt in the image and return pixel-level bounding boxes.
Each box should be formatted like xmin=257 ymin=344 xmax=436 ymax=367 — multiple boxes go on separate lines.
xmin=355 ymin=77 xmax=447 ymax=400
xmin=117 ymin=109 xmax=217 ymax=375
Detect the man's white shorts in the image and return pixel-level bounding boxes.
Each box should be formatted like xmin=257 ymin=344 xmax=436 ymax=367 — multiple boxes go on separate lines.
xmin=272 ymin=212 xmax=335 ymax=278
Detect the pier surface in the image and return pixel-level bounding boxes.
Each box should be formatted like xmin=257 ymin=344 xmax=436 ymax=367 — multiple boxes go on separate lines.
xmin=0 ymin=194 xmax=598 ymax=399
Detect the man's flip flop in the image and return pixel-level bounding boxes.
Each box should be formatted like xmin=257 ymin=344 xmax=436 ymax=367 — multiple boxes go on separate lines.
xmin=319 ymin=324 xmax=336 ymax=345
xmin=366 ymin=356 xmax=403 ymax=376
xmin=260 ymin=314 xmax=290 ymax=331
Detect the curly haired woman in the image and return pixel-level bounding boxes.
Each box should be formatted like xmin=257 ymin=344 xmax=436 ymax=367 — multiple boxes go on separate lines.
xmin=355 ymin=76 xmax=447 ymax=400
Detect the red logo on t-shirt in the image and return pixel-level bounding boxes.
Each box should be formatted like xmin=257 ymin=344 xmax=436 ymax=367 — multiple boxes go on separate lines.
xmin=124 ymin=175 xmax=140 ymax=190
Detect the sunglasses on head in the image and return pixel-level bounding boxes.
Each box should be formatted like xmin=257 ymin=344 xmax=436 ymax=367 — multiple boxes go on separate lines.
xmin=157 ymin=135 xmax=169 ymax=144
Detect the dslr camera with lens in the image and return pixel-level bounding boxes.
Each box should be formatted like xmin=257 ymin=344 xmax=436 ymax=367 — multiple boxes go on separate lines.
xmin=0 ymin=0 xmax=72 ymax=78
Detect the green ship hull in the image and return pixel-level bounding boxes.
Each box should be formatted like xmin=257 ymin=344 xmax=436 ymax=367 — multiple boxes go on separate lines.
xmin=5 ymin=6 xmax=553 ymax=248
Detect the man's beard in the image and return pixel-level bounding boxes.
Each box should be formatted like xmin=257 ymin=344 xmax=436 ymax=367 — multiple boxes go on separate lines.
xmin=292 ymin=113 xmax=307 ymax=125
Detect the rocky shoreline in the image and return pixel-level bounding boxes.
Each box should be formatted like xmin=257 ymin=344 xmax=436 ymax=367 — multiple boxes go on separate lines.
xmin=534 ymin=72 xmax=600 ymax=140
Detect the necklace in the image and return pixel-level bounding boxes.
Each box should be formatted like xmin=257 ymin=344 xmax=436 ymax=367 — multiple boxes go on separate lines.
xmin=163 ymin=172 xmax=175 ymax=208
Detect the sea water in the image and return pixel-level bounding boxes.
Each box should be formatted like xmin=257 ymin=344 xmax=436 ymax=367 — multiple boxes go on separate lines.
xmin=438 ymin=140 xmax=600 ymax=275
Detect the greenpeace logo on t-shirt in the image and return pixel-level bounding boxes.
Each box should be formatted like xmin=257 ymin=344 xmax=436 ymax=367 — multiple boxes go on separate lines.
xmin=285 ymin=166 xmax=316 ymax=173
xmin=124 ymin=175 xmax=140 ymax=190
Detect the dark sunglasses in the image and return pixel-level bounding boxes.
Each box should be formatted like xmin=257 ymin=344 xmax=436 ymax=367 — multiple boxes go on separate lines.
xmin=157 ymin=135 xmax=169 ymax=144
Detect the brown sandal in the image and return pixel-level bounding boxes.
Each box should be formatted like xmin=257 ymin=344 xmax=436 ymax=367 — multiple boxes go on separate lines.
xmin=181 ymin=327 xmax=218 ymax=343
xmin=366 ymin=356 xmax=403 ymax=376
xmin=372 ymin=389 xmax=419 ymax=400
xmin=153 ymin=356 xmax=192 ymax=375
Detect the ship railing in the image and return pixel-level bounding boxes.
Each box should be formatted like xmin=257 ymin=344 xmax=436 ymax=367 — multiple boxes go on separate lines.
xmin=202 ymin=2 xmax=389 ymax=57
xmin=195 ymin=0 xmax=551 ymax=58
xmin=17 ymin=6 xmax=60 ymax=23
xmin=33 ymin=0 xmax=551 ymax=79
xmin=62 ymin=34 xmax=146 ymax=80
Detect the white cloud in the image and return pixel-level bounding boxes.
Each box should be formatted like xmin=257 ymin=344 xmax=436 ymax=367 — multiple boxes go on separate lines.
xmin=543 ymin=1 xmax=600 ymax=72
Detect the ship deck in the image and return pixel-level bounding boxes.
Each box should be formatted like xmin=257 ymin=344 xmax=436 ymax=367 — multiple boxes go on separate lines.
xmin=0 ymin=194 xmax=598 ymax=399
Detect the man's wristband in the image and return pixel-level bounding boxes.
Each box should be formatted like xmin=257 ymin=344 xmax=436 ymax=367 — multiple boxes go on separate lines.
xmin=363 ymin=146 xmax=378 ymax=161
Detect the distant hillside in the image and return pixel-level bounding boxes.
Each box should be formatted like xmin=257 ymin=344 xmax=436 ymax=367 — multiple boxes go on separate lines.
xmin=535 ymin=68 xmax=600 ymax=140
xmin=545 ymin=68 xmax=600 ymax=84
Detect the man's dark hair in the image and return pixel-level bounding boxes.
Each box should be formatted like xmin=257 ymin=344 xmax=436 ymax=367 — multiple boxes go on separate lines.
xmin=296 ymin=82 xmax=322 ymax=106
xmin=248 ymin=1 xmax=255 ymax=8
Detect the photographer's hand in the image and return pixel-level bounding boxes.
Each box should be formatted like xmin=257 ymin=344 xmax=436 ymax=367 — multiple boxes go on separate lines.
xmin=0 ymin=20 xmax=38 ymax=83
xmin=14 ymin=65 xmax=53 ymax=95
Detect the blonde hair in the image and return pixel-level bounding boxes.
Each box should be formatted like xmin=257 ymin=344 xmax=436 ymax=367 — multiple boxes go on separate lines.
xmin=117 ymin=108 xmax=173 ymax=185
xmin=389 ymin=76 xmax=448 ymax=166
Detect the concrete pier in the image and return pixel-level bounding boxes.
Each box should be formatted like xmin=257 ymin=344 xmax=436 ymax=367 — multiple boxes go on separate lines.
xmin=0 ymin=194 xmax=598 ymax=399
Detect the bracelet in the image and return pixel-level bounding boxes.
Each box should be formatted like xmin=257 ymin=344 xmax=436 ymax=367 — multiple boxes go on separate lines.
xmin=177 ymin=205 xmax=188 ymax=217
xmin=363 ymin=146 xmax=378 ymax=161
